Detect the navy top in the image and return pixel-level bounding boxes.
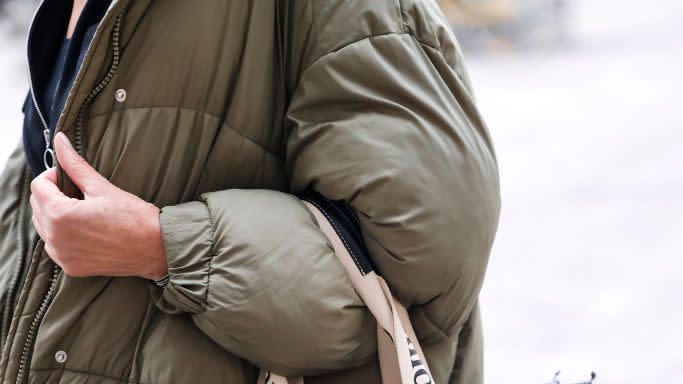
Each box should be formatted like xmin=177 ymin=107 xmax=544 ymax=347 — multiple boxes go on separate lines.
xmin=23 ymin=0 xmax=113 ymax=177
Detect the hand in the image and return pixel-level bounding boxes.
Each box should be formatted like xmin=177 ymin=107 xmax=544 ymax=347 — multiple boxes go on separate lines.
xmin=30 ymin=132 xmax=169 ymax=280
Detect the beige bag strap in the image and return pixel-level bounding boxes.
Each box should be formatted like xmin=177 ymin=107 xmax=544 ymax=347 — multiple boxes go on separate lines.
xmin=259 ymin=201 xmax=435 ymax=384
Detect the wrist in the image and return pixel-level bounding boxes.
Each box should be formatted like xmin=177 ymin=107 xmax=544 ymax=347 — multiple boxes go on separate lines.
xmin=140 ymin=203 xmax=169 ymax=281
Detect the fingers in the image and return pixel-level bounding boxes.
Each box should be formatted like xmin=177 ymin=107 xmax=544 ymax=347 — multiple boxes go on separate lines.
xmin=30 ymin=167 xmax=62 ymax=203
xmin=32 ymin=213 xmax=49 ymax=243
xmin=43 ymin=165 xmax=58 ymax=184
xmin=30 ymin=167 xmax=74 ymax=244
xmin=30 ymin=167 xmax=69 ymax=222
xmin=30 ymin=181 xmax=61 ymax=244
xmin=54 ymin=132 xmax=108 ymax=196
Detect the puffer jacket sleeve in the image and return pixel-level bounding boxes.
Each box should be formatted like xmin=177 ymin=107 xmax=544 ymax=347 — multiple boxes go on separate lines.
xmin=154 ymin=21 xmax=500 ymax=379
xmin=155 ymin=189 xmax=378 ymax=376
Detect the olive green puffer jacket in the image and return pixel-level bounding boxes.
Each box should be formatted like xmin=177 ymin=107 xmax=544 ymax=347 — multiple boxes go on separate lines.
xmin=0 ymin=1 xmax=500 ymax=383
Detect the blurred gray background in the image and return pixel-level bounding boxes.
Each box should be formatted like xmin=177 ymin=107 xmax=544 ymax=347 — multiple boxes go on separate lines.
xmin=1 ymin=1 xmax=681 ymax=383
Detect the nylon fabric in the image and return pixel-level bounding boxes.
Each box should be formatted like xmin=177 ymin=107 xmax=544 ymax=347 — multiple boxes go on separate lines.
xmin=0 ymin=1 xmax=499 ymax=383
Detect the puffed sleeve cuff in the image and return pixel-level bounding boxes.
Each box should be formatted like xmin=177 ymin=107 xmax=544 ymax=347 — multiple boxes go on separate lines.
xmin=150 ymin=200 xmax=215 ymax=315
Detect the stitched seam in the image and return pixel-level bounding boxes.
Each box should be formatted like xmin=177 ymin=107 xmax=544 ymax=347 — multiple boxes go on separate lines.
xmin=201 ymin=199 xmax=218 ymax=306
xmin=86 ymin=106 xmax=282 ymax=159
xmin=413 ymin=307 xmax=451 ymax=341
xmin=28 ymin=367 xmax=165 ymax=384
xmin=303 ymin=198 xmax=365 ymax=276
xmin=416 ymin=38 xmax=469 ymax=87
xmin=396 ymin=0 xmax=408 ymax=33
xmin=1 ymin=166 xmax=31 ymax=348
xmin=54 ymin=0 xmax=129 ymax=135
xmin=417 ymin=39 xmax=456 ymax=68
xmin=299 ymin=32 xmax=440 ymax=77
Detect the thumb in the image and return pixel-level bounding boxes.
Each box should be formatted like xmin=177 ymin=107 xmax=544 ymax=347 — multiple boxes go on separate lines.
xmin=54 ymin=132 xmax=108 ymax=196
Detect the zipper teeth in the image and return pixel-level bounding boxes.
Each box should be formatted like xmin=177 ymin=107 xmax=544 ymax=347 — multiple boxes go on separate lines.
xmin=26 ymin=1 xmax=50 ymax=137
xmin=14 ymin=8 xmax=128 ymax=384
xmin=0 ymin=168 xmax=31 ymax=347
xmin=74 ymin=10 xmax=124 ymax=157
xmin=14 ymin=265 xmax=59 ymax=384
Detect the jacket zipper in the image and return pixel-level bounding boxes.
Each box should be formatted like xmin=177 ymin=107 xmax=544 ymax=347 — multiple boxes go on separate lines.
xmin=25 ymin=1 xmax=54 ymax=170
xmin=14 ymin=6 xmax=128 ymax=384
xmin=14 ymin=264 xmax=59 ymax=384
xmin=0 ymin=168 xmax=31 ymax=348
xmin=74 ymin=9 xmax=125 ymax=157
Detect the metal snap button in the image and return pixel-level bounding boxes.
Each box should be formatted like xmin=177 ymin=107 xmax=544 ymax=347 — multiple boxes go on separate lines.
xmin=115 ymin=88 xmax=127 ymax=102
xmin=55 ymin=350 xmax=67 ymax=363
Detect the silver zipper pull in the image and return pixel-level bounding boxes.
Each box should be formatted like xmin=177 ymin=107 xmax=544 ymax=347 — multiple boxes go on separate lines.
xmin=43 ymin=128 xmax=51 ymax=149
xmin=43 ymin=129 xmax=55 ymax=169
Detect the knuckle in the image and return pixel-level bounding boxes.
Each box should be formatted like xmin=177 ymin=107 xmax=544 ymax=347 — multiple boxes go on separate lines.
xmin=71 ymin=160 xmax=85 ymax=172
xmin=46 ymin=209 xmax=63 ymax=224
xmin=46 ymin=203 xmax=70 ymax=224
